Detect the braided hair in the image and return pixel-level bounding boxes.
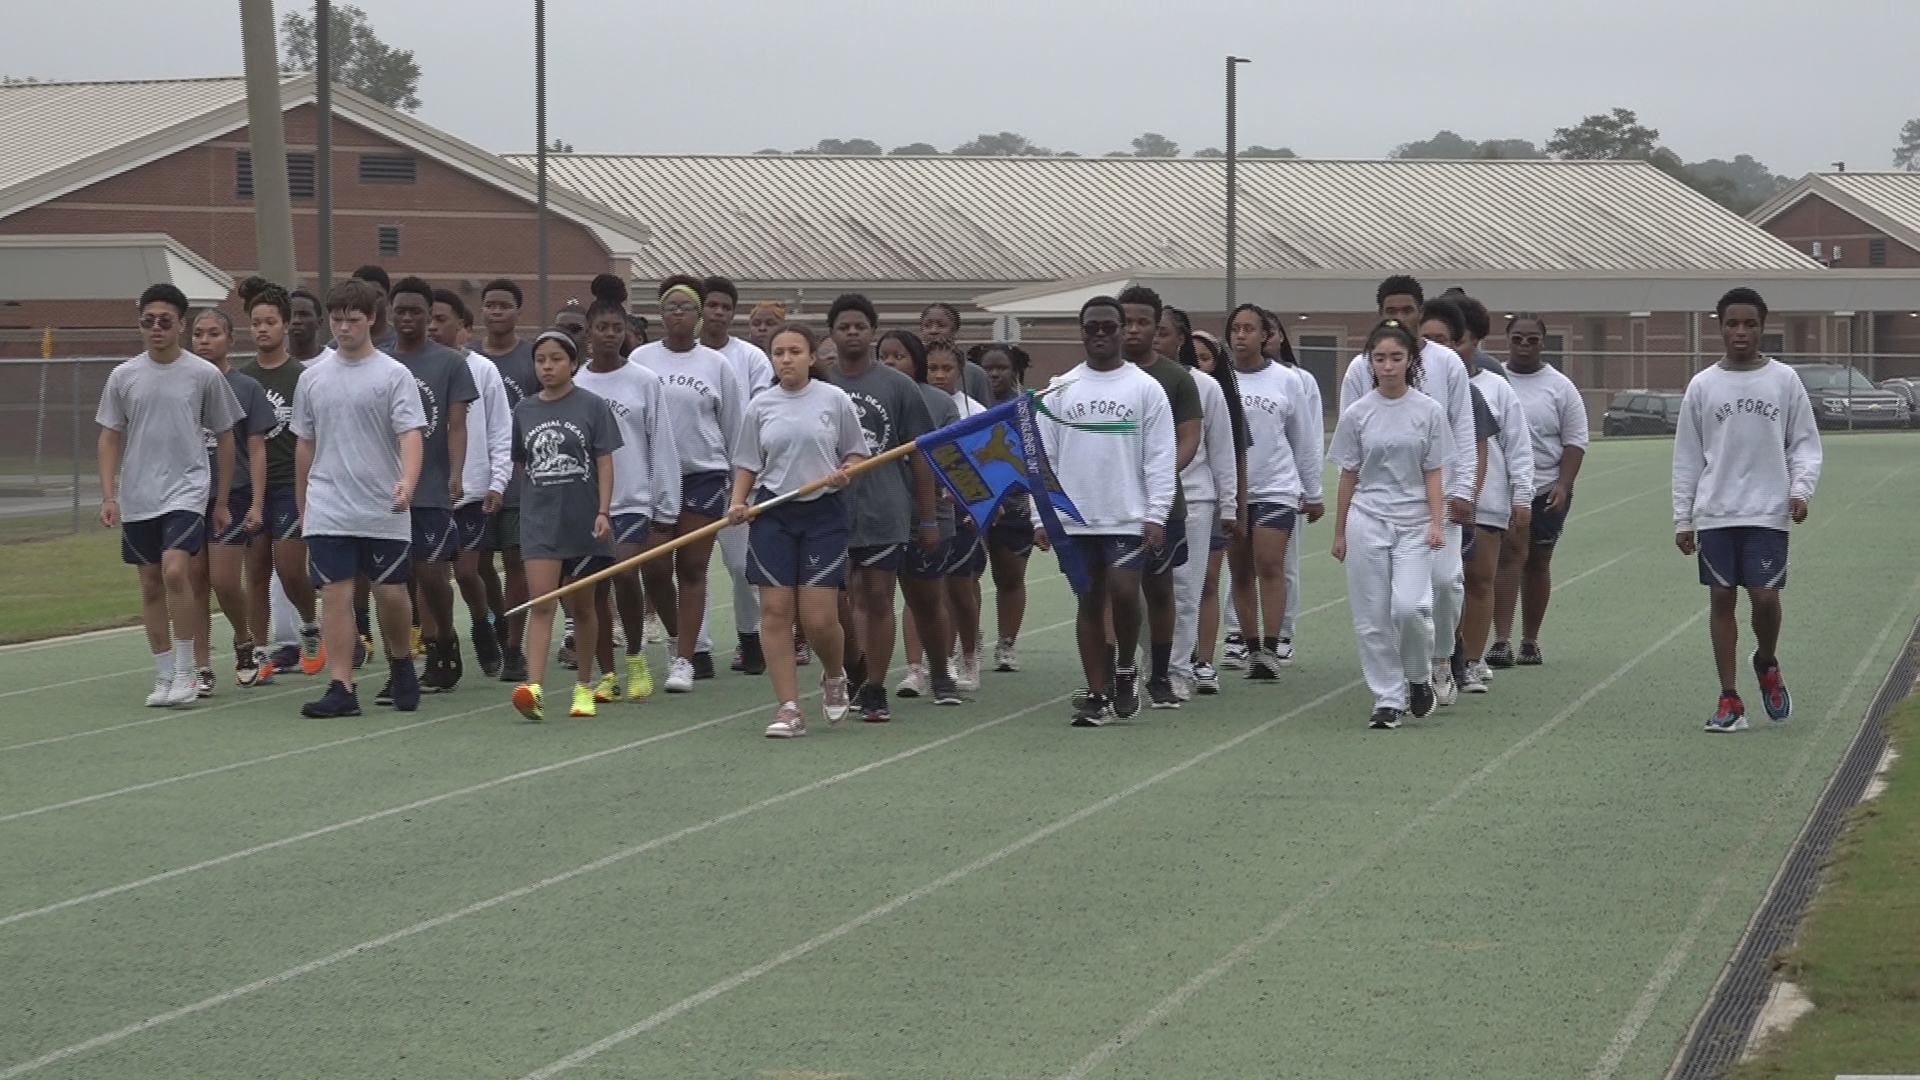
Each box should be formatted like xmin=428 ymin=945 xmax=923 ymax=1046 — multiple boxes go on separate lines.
xmin=1363 ymin=320 xmax=1424 ymax=388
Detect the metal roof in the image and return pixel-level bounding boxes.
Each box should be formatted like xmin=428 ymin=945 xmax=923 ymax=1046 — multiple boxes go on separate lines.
xmin=505 ymin=155 xmax=1822 ymax=285
xmin=1750 ymin=171 xmax=1920 ymax=253
xmin=0 ymin=233 xmax=234 ymax=305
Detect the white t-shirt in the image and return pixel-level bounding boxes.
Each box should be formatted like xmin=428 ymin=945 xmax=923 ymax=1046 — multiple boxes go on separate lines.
xmin=628 ymin=340 xmax=745 ymax=476
xmin=1470 ymin=368 xmax=1535 ymax=528
xmin=456 ymin=350 xmax=514 ymax=507
xmin=94 ymin=352 xmax=245 ymax=522
xmin=713 ymin=335 xmax=775 ymax=398
xmin=1507 ymin=364 xmax=1589 ymax=495
xmin=1038 ymin=362 xmax=1176 ymax=536
xmin=576 ymin=359 xmax=682 ymax=520
xmin=1672 ymin=359 xmax=1822 ymax=533
xmin=1327 ymin=389 xmax=1448 ymax=528
xmin=1237 ymin=360 xmax=1319 ymax=508
xmin=1339 ymin=340 xmax=1476 ymax=503
xmin=290 ymin=350 xmax=427 ymax=541
xmin=1181 ymin=369 xmax=1239 ymax=514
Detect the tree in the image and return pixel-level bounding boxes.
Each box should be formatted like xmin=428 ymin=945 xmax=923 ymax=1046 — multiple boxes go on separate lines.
xmin=1896 ymin=118 xmax=1920 ymax=170
xmin=1546 ymin=107 xmax=1659 ymax=160
xmin=1391 ymin=130 xmax=1478 ymax=158
xmin=1683 ymin=155 xmax=1790 ymax=212
xmin=1193 ymin=145 xmax=1295 ymax=158
xmin=951 ymin=132 xmax=1052 ymax=156
xmin=802 ymin=138 xmax=882 ymax=155
xmin=546 ymin=137 xmax=574 ymax=153
xmin=281 ymin=4 xmax=422 ymax=112
xmin=1 ymin=76 xmax=44 ymax=85
xmin=1478 ymin=138 xmax=1544 ymax=160
xmin=890 ymin=142 xmax=941 ymax=156
xmin=1130 ymin=132 xmax=1180 ymax=157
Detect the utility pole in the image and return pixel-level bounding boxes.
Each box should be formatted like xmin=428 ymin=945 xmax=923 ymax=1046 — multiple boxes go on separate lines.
xmin=316 ymin=0 xmax=332 ymax=289
xmin=1224 ymin=55 xmax=1250 ymax=317
xmin=240 ymin=0 xmax=296 ymax=287
xmin=535 ymin=0 xmax=550 ymax=322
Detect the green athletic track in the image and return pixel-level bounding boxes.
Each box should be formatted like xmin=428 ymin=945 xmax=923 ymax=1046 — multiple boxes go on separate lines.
xmin=0 ymin=435 xmax=1912 ymax=1080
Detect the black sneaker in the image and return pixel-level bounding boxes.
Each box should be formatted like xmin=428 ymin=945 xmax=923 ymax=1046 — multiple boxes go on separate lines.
xmin=472 ymin=625 xmax=503 ymax=679
xmin=1071 ymin=693 xmax=1114 ymax=726
xmin=1369 ymin=707 xmax=1401 ymax=730
xmin=1517 ymin=641 xmax=1543 ymax=666
xmin=1409 ymin=681 xmax=1436 ymax=719
xmin=1246 ymin=650 xmax=1279 ymax=681
xmin=389 ymin=658 xmax=421 ymax=712
xmin=302 ymin=679 xmax=362 ymax=718
xmin=1114 ymin=671 xmax=1140 ymax=718
xmin=268 ymin=643 xmax=301 ymax=673
xmin=1485 ymin=641 xmax=1515 ymax=669
xmin=738 ymin=634 xmax=767 ymax=676
xmin=859 ymin=683 xmax=891 ymax=723
xmin=439 ymin=639 xmax=463 ymax=692
xmin=1071 ymin=686 xmax=1094 ymax=711
xmin=930 ymin=672 xmax=963 ymax=706
xmin=1147 ymin=676 xmax=1180 ymax=710
xmin=499 ymin=650 xmax=528 ymax=684
xmin=1449 ymin=644 xmax=1467 ymax=688
xmin=691 ymin=650 xmax=716 ymax=680
xmin=420 ymin=640 xmax=445 ymax=692
xmin=374 ymin=678 xmax=395 ymax=707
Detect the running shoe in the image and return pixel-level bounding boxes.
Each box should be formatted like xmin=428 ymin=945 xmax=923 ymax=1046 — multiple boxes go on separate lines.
xmin=438 ymin=640 xmax=464 ymax=692
xmin=931 ymin=671 xmax=963 ymax=706
xmin=1246 ymin=651 xmax=1279 ymax=681
xmin=1432 ymin=662 xmax=1458 ymax=708
xmin=253 ymin=647 xmax=277 ymax=686
xmin=1369 ymin=707 xmax=1402 ymax=730
xmin=956 ymin=654 xmax=981 ymax=693
xmin=511 ymin=683 xmax=545 ymax=722
xmin=994 ymin=638 xmax=1020 ymax=673
xmin=557 ymin=637 xmax=577 ymax=670
xmin=664 ymin=656 xmax=695 ymax=693
xmin=195 ymin=667 xmax=215 ymax=698
xmin=165 ymin=667 xmax=198 ymax=706
xmin=298 ymin=626 xmax=325 ymax=675
xmin=1147 ymin=676 xmax=1180 ymax=710
xmin=235 ymin=646 xmax=260 ymax=688
xmin=895 ymin=663 xmax=927 ymax=699
xmin=1170 ymin=671 xmax=1193 ymax=703
xmin=270 ymin=642 xmax=301 ymax=674
xmin=821 ymin=675 xmax=851 ymax=723
xmin=1705 ymin=692 xmax=1748 ymax=733
xmin=570 ymin=683 xmax=596 ymax=717
xmin=420 ymin=641 xmax=446 ymax=693
xmin=739 ymin=634 xmax=767 ymax=676
xmin=626 ymin=653 xmax=653 ymax=701
xmin=1449 ymin=646 xmax=1467 ymax=689
xmin=731 ymin=646 xmax=745 ymax=672
xmin=472 ymin=623 xmax=503 ymax=679
xmin=302 ymin=679 xmax=361 ymax=718
xmin=765 ymin=701 xmax=806 ymax=738
xmin=1467 ymin=659 xmax=1494 ymax=687
xmin=355 ymin=634 xmax=372 ymax=669
xmin=1274 ymin=638 xmax=1295 ymax=667
xmin=1754 ymin=652 xmax=1792 ymax=722
xmin=146 ymin=673 xmax=174 ymax=707
xmin=593 ymin=672 xmax=621 ymax=703
xmin=1071 ymin=694 xmax=1114 ymax=727
xmin=795 ymin=641 xmax=813 ymax=667
xmin=1114 ymin=671 xmax=1141 ymax=718
xmin=859 ymin=683 xmax=891 ymax=723
xmin=1485 ymin=641 xmax=1515 ymax=669
xmin=691 ymin=650 xmax=716 ymax=680
xmin=1460 ymin=663 xmax=1488 ymax=695
xmin=375 ymin=678 xmax=395 ymax=707
xmin=1409 ymin=681 xmax=1436 ymax=719
xmin=1194 ymin=661 xmax=1220 ymax=695
xmin=1221 ymin=632 xmax=1248 ymax=670
xmin=389 ymin=659 xmax=421 ymax=712
xmin=644 ymin=613 xmax=666 ymax=645
xmin=411 ymin=627 xmax=425 ymax=658
xmin=1517 ymin=641 xmax=1544 ymax=666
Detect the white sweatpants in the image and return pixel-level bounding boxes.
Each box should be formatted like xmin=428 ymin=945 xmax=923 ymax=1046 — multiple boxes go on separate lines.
xmin=1280 ymin=522 xmax=1301 ymax=639
xmin=269 ymin=570 xmax=298 ymax=649
xmin=1169 ymin=500 xmax=1216 ymax=682
xmin=1430 ymin=522 xmax=1464 ymax=661
xmin=1344 ymin=507 xmax=1436 ymax=712
xmin=696 ymin=523 xmax=759 ymax=653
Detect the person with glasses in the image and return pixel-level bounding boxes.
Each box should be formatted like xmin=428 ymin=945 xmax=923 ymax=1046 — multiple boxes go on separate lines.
xmin=697 ymin=276 xmax=775 ymax=677
xmin=1490 ymin=314 xmax=1587 ymax=668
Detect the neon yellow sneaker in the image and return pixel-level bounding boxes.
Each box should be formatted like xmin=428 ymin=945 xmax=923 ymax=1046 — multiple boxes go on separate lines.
xmin=411 ymin=627 xmax=425 ymax=657
xmin=593 ymin=672 xmax=620 ymax=703
xmin=511 ymin=683 xmax=544 ymax=722
xmin=626 ymin=653 xmax=653 ymax=701
xmin=570 ymin=682 xmax=596 ymax=717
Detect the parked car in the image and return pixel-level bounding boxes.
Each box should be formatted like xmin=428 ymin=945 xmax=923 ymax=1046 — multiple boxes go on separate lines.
xmin=1792 ymin=364 xmax=1909 ymax=430
xmin=1601 ymin=390 xmax=1684 ymax=436
xmin=1879 ymin=378 xmax=1920 ymax=427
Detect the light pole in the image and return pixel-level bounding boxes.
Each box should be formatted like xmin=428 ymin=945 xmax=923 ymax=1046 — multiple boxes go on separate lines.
xmin=1225 ymin=55 xmax=1250 ymax=317
xmin=316 ymin=0 xmax=332 ymax=289
xmin=535 ymin=0 xmax=549 ymax=322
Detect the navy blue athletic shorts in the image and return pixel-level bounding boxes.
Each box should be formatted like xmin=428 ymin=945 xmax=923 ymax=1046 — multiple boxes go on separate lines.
xmin=121 ymin=510 xmax=205 ymax=565
xmin=410 ymin=507 xmax=458 ymax=564
xmin=681 ymin=470 xmax=729 ymax=519
xmin=207 ymin=486 xmax=256 ymax=546
xmin=850 ymin=543 xmax=904 ymax=574
xmin=609 ymin=512 xmax=654 ymax=548
xmin=265 ymin=483 xmax=301 ymax=541
xmin=452 ymin=502 xmax=492 ymax=553
xmin=1530 ymin=491 xmax=1571 ymax=546
xmin=1071 ymin=534 xmax=1149 ymax=573
xmin=988 ymin=509 xmax=1034 ymax=558
xmin=747 ymin=491 xmax=850 ymax=589
xmin=308 ymin=535 xmax=412 ymax=588
xmin=944 ymin=519 xmax=986 ymax=578
xmin=1697 ymin=526 xmax=1788 ymax=590
xmin=1249 ymin=502 xmax=1297 ymax=534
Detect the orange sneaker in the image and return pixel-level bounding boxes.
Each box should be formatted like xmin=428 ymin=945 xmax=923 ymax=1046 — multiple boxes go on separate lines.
xmin=298 ymin=627 xmax=326 ymax=676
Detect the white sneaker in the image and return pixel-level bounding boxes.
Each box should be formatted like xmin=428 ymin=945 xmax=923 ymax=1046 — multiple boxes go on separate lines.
xmin=895 ymin=663 xmax=927 ymax=698
xmin=1463 ymin=661 xmax=1490 ymax=694
xmin=956 ymin=654 xmax=980 ymax=693
xmin=646 ymin=615 xmax=667 ymax=645
xmin=1170 ymin=671 xmax=1193 ymax=702
xmin=993 ymin=639 xmax=1019 ymax=672
xmin=146 ymin=674 xmax=174 ymax=707
xmin=1469 ymin=658 xmax=1494 ymax=685
xmin=1221 ymin=636 xmax=1248 ymax=670
xmin=1432 ymin=661 xmax=1458 ymax=708
xmin=1193 ymin=661 xmax=1220 ymax=695
xmin=1274 ymin=638 xmax=1294 ymax=667
xmin=664 ymin=656 xmax=695 ymax=693
xmin=165 ymin=667 xmax=199 ymax=706
xmin=765 ymin=701 xmax=806 ymax=739
xmin=821 ymin=676 xmax=851 ymax=723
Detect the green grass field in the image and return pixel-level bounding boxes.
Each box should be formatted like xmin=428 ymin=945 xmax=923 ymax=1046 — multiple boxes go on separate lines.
xmin=0 ymin=436 xmax=1915 ymax=1079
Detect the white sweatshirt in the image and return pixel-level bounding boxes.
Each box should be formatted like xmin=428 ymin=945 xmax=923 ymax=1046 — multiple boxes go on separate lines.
xmin=456 ymin=349 xmax=514 ymax=506
xmin=1282 ymin=363 xmax=1325 ymax=502
xmin=1038 ymin=362 xmax=1176 ymax=536
xmin=714 ymin=335 xmax=775 ymax=398
xmin=1238 ymin=360 xmax=1320 ymax=508
xmin=1507 ymin=364 xmax=1589 ymax=496
xmin=1471 ymin=368 xmax=1535 ymax=528
xmin=1181 ymin=369 xmax=1240 ymax=516
xmin=1672 ymin=359 xmax=1822 ymax=533
xmin=628 ymin=340 xmax=745 ymax=476
xmin=576 ymin=360 xmax=682 ymax=521
xmin=1340 ymin=340 xmax=1475 ymax=503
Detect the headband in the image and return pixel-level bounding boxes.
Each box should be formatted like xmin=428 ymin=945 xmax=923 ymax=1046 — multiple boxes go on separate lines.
xmin=661 ymin=284 xmax=701 ymax=305
xmin=532 ymin=329 xmax=579 ymax=361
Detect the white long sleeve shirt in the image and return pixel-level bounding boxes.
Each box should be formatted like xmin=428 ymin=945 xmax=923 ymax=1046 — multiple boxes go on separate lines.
xmin=629 ymin=340 xmax=745 ymax=476
xmin=1340 ymin=340 xmax=1475 ymax=503
xmin=1181 ymin=369 xmax=1240 ymax=516
xmin=1239 ymin=360 xmax=1320 ymax=508
xmin=1507 ymin=364 xmax=1589 ymax=495
xmin=714 ymin=335 xmax=775 ymax=398
xmin=1471 ymin=367 xmax=1535 ymax=528
xmin=1282 ymin=362 xmax=1325 ymax=502
xmin=1671 ymin=360 xmax=1822 ymax=533
xmin=1038 ymin=362 xmax=1176 ymax=536
xmin=576 ymin=360 xmax=682 ymax=521
xmin=457 ymin=349 xmax=514 ymax=506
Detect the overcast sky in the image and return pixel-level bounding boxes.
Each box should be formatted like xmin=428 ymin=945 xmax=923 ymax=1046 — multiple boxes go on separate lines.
xmin=11 ymin=0 xmax=1913 ymax=177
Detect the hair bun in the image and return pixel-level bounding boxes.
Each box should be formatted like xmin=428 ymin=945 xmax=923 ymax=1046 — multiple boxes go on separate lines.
xmin=590 ymin=273 xmax=628 ymax=306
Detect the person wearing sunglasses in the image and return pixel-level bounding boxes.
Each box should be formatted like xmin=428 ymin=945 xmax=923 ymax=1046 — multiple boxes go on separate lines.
xmin=97 ymin=283 xmax=247 ymax=708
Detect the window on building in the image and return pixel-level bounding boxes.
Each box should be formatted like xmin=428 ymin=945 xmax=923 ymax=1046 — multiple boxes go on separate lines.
xmin=1761 ymin=333 xmax=1785 ymax=356
xmin=376 ymin=225 xmax=401 ymax=257
xmin=358 ymin=154 xmax=417 ymax=184
xmin=236 ymin=150 xmax=316 ymax=199
xmin=1870 ymin=237 xmax=1888 ymax=267
xmin=1295 ymin=333 xmax=1341 ymax=405
xmin=1543 ymin=334 xmax=1565 ymax=371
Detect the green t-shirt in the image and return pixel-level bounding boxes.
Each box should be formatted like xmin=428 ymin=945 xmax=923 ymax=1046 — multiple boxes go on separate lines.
xmin=239 ymin=356 xmax=306 ymax=487
xmin=1139 ymin=356 xmax=1202 ymax=525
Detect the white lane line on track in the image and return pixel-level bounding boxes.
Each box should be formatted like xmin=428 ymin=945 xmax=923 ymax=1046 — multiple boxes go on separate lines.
xmin=0 ymin=689 xmax=1083 ymax=1079
xmin=0 ymin=667 xmax=146 ymax=703
xmin=1053 ymin=605 xmax=1708 ymax=1080
xmin=1 ymin=681 xmax=311 ymax=759
xmin=1588 ymin=573 xmax=1920 ymax=1080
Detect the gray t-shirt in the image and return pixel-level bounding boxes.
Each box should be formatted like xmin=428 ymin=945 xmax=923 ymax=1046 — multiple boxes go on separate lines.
xmin=390 ymin=340 xmax=479 ymax=509
xmin=1327 ymin=388 xmax=1447 ymax=528
xmin=208 ymin=367 xmax=276 ymax=493
xmin=290 ymin=351 xmax=428 ymax=542
xmin=917 ymin=382 xmax=960 ymax=535
xmin=734 ymin=378 xmax=866 ymax=502
xmin=513 ymin=386 xmax=624 ymax=561
xmin=95 ymin=352 xmax=244 ymax=522
xmin=476 ymin=338 xmax=538 ymax=508
xmin=827 ymin=361 xmax=934 ymax=548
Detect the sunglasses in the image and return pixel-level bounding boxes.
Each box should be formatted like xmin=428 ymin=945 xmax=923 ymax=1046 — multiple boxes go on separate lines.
xmin=139 ymin=314 xmax=177 ymax=330
xmin=1508 ymin=334 xmax=1542 ymax=345
xmin=1081 ymin=321 xmax=1119 ymax=336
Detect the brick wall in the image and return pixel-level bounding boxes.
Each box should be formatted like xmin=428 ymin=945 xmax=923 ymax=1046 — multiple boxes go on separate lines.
xmin=1760 ymin=196 xmax=1920 ymax=268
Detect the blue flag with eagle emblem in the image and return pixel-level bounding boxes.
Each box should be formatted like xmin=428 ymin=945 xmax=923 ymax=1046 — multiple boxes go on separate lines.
xmin=914 ymin=393 xmax=1091 ymax=596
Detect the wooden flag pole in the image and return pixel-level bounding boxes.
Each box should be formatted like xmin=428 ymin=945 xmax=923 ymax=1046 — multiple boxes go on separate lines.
xmin=501 ymin=440 xmax=919 ymax=620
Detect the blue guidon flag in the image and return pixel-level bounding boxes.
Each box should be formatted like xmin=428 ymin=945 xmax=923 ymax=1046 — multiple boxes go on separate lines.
xmin=914 ymin=393 xmax=1091 ymax=596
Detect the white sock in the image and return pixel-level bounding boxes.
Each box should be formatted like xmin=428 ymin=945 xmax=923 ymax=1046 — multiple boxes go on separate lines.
xmin=154 ymin=651 xmax=173 ymax=679
xmin=173 ymin=640 xmax=195 ymax=671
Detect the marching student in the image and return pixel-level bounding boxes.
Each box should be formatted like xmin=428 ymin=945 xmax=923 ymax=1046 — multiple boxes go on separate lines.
xmin=1338 ymin=277 xmax=1476 ymax=704
xmin=979 ymin=343 xmax=1035 ymax=673
xmin=1491 ymin=313 xmax=1588 ymax=668
xmin=241 ymin=285 xmax=325 ymax=680
xmin=1227 ymin=304 xmax=1320 ymax=682
xmin=747 ymin=300 xmax=787 ymax=354
xmin=698 ymin=275 xmax=775 ymax=676
xmin=1414 ymin=297 xmax=1497 ymax=703
xmin=1673 ymin=288 xmax=1822 ymax=733
xmin=826 ymin=296 xmax=942 ymax=721
xmin=1263 ymin=311 xmax=1326 ymax=667
xmin=928 ymin=339 xmax=989 ymax=691
xmin=1161 ymin=311 xmax=1245 ymax=699
xmin=1035 ymin=296 xmax=1176 ymax=726
xmin=727 ymin=323 xmax=867 ymax=737
xmin=630 ymin=275 xmax=746 ymax=692
xmin=97 ymin=284 xmax=244 ymax=708
xmin=918 ymin=301 xmax=995 ymax=405
xmin=387 ymin=277 xmax=478 ymax=693
xmin=1458 ymin=315 xmax=1533 ymax=694
xmin=291 ymin=278 xmax=426 ymax=718
xmin=878 ymin=330 xmax=962 ymax=706
xmin=187 ymin=309 xmax=276 ymax=694
xmin=472 ymin=278 xmax=539 ymax=683
xmin=576 ymin=274 xmax=680 ymax=704
xmin=258 ymin=286 xmax=328 ymax=674
xmin=508 ymin=331 xmax=623 ymax=721
xmin=1330 ymin=321 xmax=1449 ymax=729
xmin=431 ymin=288 xmax=515 ymax=679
